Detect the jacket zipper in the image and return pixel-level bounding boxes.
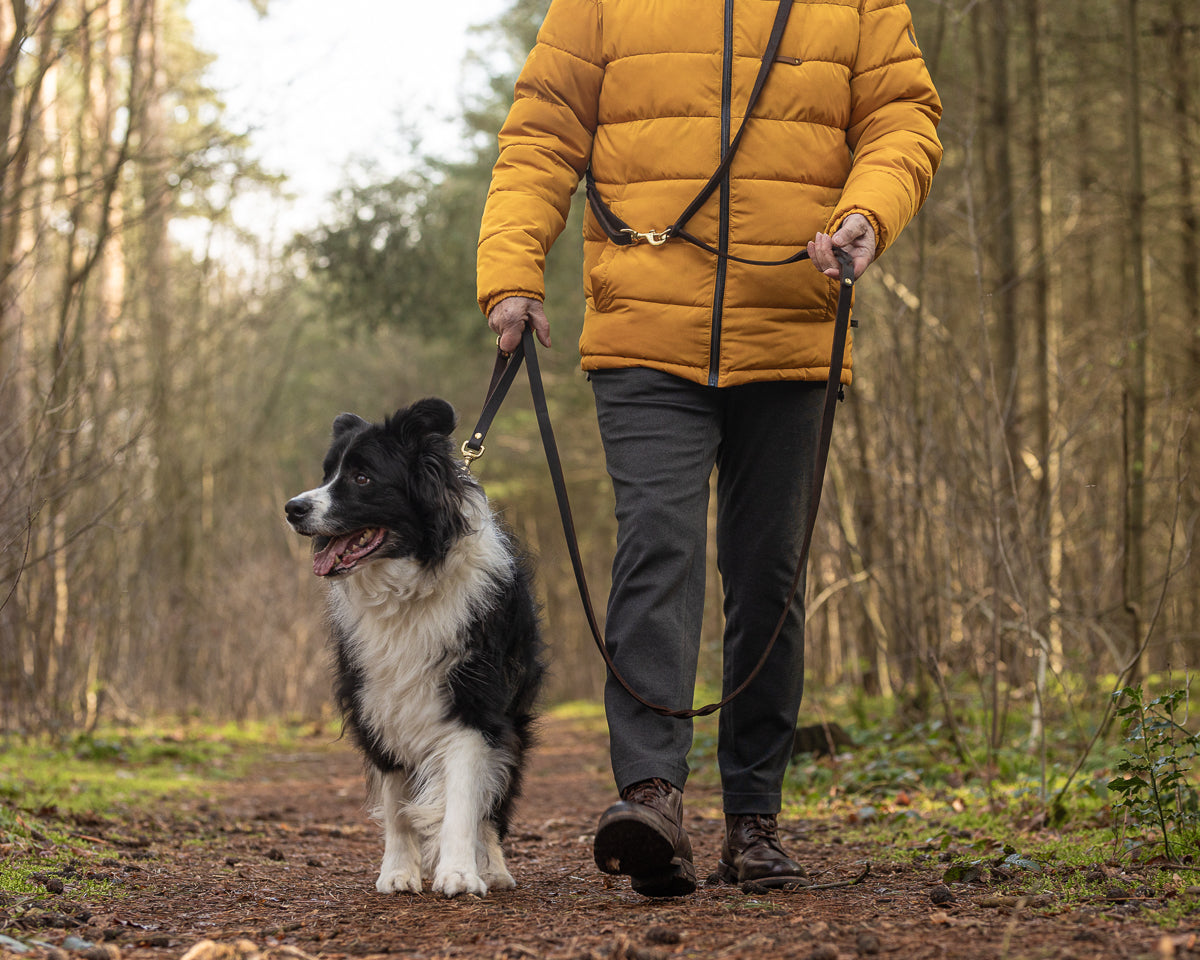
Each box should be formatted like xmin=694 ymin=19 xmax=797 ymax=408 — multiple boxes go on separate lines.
xmin=708 ymin=0 xmax=735 ymax=387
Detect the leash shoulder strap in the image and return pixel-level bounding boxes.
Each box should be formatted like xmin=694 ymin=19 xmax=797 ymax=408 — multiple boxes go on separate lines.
xmin=586 ymin=0 xmax=795 ymax=260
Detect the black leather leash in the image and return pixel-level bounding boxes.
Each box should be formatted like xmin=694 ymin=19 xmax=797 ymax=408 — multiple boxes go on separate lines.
xmin=463 ymin=248 xmax=855 ymax=720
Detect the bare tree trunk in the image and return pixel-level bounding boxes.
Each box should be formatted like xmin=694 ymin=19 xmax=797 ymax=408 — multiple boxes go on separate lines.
xmin=84 ymin=0 xmax=129 ymax=729
xmin=973 ymin=0 xmax=1019 ymax=747
xmin=1167 ymin=0 xmax=1200 ymax=666
xmin=912 ymin=2 xmax=946 ymax=709
xmin=1121 ymin=0 xmax=1149 ymax=683
xmin=132 ymin=0 xmax=197 ymax=706
xmin=982 ymin=0 xmax=1020 ymax=469
xmin=1025 ymin=0 xmax=1064 ymax=747
xmin=0 ymin=0 xmax=63 ymax=730
xmin=0 ymin=0 xmax=28 ymax=728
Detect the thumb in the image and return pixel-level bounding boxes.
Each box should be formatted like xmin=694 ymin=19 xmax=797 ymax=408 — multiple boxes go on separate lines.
xmin=831 ymin=214 xmax=870 ymax=247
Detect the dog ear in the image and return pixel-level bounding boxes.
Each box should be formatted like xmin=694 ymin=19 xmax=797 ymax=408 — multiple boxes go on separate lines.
xmin=395 ymin=398 xmax=457 ymax=437
xmin=332 ymin=413 xmax=369 ymax=438
xmin=388 ymin=399 xmax=468 ymax=566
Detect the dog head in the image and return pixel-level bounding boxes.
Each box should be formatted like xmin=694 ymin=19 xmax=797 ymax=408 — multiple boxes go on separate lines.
xmin=284 ymin=397 xmax=471 ymax=576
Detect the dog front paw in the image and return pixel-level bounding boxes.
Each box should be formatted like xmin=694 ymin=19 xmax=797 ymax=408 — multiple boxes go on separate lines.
xmin=433 ymin=868 xmax=488 ymax=898
xmin=376 ymin=868 xmax=422 ymax=894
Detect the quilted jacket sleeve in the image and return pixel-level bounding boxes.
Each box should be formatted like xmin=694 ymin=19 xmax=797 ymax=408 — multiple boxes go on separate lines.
xmin=476 ymin=0 xmax=604 ymax=317
xmin=830 ymin=0 xmax=943 ymax=256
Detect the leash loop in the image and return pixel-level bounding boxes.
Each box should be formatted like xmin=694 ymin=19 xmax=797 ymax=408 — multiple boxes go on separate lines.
xmin=462 ymin=337 xmax=527 ymax=469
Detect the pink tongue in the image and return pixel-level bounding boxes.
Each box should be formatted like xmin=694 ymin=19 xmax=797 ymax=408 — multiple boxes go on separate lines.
xmin=314 ymin=533 xmax=357 ymax=576
xmin=312 ymin=529 xmax=384 ymax=576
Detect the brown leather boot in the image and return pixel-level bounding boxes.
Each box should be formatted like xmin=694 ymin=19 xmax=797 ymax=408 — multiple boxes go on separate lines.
xmin=593 ymin=778 xmax=697 ymax=897
xmin=716 ymin=813 xmax=808 ymax=887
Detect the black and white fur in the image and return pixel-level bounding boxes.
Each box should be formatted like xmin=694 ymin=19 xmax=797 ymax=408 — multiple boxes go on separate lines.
xmin=284 ymin=398 xmax=544 ymax=897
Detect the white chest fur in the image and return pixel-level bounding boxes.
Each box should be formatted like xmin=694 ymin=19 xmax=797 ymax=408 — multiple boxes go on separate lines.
xmin=327 ymin=503 xmax=511 ymax=771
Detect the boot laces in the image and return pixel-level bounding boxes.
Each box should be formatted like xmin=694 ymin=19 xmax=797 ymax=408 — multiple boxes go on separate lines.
xmin=742 ymin=814 xmax=784 ymax=851
xmin=622 ymin=777 xmax=673 ymax=805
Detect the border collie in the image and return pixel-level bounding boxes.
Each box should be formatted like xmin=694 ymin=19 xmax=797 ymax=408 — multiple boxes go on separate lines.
xmin=284 ymin=398 xmax=544 ymax=897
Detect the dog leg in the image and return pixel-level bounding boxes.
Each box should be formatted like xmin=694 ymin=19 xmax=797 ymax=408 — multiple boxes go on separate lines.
xmin=478 ymin=819 xmax=515 ymax=891
xmin=431 ymin=730 xmax=494 ymax=897
xmin=376 ymin=770 xmax=423 ymax=894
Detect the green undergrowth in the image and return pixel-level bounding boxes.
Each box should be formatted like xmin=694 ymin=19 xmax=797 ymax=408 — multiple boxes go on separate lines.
xmin=0 ymin=719 xmax=337 ymax=819
xmin=687 ymin=681 xmax=1200 ymax=924
xmin=0 ymin=719 xmax=340 ymax=907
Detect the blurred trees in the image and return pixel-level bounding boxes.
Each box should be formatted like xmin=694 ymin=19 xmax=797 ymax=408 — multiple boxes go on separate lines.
xmin=0 ymin=0 xmax=306 ymax=731
xmin=824 ymin=0 xmax=1200 ymax=744
xmin=1 ymin=0 xmax=1197 ymax=743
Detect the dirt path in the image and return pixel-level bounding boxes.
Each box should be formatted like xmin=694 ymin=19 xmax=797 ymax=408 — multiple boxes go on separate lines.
xmin=6 ymin=716 xmax=1193 ymax=960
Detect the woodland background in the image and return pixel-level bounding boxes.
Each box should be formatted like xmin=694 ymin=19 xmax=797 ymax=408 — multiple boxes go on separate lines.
xmin=1 ymin=0 xmax=1197 ymax=759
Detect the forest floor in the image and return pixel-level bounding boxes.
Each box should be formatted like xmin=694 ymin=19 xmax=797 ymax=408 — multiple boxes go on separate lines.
xmin=2 ymin=713 xmax=1198 ymax=960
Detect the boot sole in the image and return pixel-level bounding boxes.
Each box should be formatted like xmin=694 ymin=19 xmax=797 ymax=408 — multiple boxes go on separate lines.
xmin=593 ymin=815 xmax=674 ymax=876
xmin=594 ymin=817 xmax=697 ymax=897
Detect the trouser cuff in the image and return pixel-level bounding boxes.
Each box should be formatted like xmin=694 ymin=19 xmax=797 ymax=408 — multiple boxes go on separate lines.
xmin=721 ymin=791 xmax=782 ymax=816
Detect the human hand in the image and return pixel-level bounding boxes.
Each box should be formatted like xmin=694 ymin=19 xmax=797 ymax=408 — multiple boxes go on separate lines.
xmin=807 ymin=214 xmax=877 ymax=281
xmin=487 ymin=296 xmax=552 ymax=354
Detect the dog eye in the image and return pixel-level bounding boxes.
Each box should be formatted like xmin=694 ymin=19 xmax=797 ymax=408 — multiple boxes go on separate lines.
xmin=353 ymin=472 xmax=371 ymax=486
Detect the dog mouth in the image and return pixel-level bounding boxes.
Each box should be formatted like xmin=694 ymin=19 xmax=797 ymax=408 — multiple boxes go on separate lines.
xmin=312 ymin=528 xmax=388 ymax=577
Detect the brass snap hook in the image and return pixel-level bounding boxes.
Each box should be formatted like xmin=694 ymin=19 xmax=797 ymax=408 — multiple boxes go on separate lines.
xmin=621 ymin=227 xmax=672 ymax=246
xmin=461 ymin=438 xmax=484 ymax=470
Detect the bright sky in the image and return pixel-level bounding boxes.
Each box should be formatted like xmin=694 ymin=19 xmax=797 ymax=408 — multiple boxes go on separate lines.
xmin=187 ymin=0 xmax=512 ymax=238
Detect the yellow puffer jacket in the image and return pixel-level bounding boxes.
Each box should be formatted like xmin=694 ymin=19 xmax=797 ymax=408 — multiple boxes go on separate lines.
xmin=477 ymin=0 xmax=943 ymax=388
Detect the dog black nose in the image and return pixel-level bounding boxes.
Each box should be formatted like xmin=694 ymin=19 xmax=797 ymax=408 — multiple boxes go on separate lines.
xmin=285 ymin=497 xmax=310 ymax=523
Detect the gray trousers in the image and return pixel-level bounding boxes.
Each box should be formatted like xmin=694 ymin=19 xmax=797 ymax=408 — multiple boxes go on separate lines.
xmin=590 ymin=367 xmax=826 ymax=815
